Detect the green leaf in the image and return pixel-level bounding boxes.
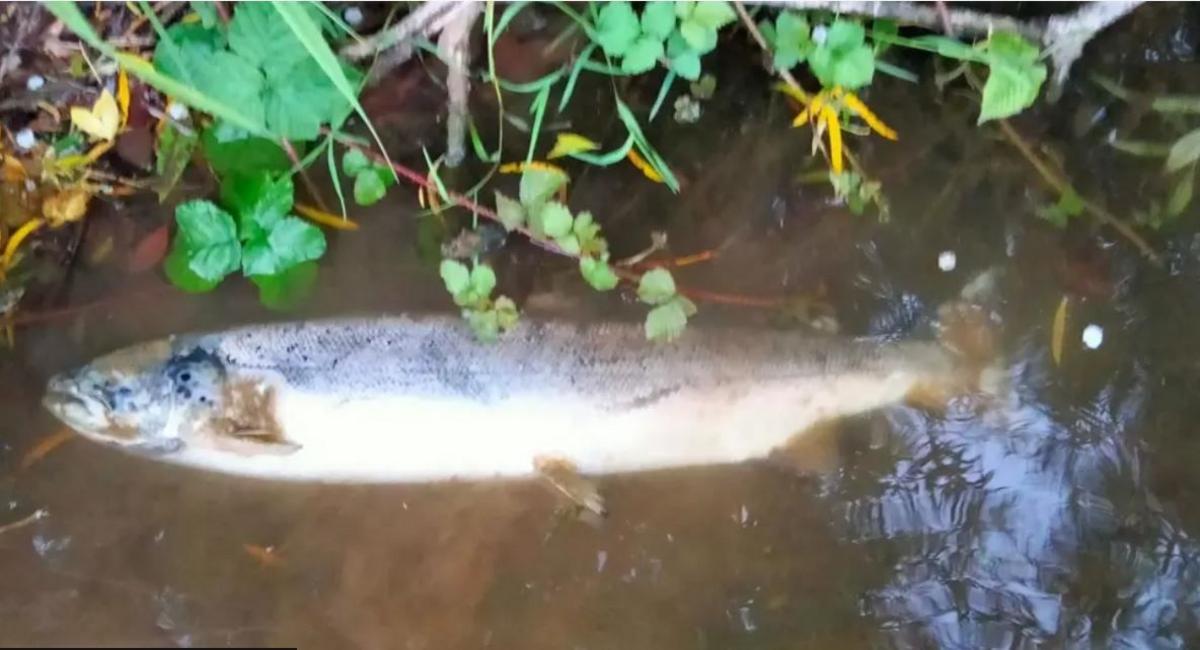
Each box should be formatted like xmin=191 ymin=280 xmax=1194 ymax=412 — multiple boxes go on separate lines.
xmin=343 ymin=149 xmax=371 ymax=176
xmin=671 ymin=50 xmax=702 ymax=81
xmin=621 ymin=36 xmax=665 ymax=74
xmin=637 ymin=268 xmax=677 ymax=305
xmin=153 ymin=123 xmax=199 ymax=202
xmin=353 ymin=168 xmax=388 ymax=205
xmin=640 ymin=2 xmax=676 ymax=40
xmin=465 ymin=308 xmax=501 ymax=342
xmin=163 ymin=242 xmax=220 ymax=293
xmin=268 ymin=216 xmax=326 ymax=268
xmin=494 ymin=296 xmax=519 ymax=332
xmin=555 ymin=234 xmax=582 ymax=255
xmin=674 ymin=1 xmax=696 ymax=19
xmin=679 ymin=20 xmax=718 ymax=54
xmin=191 ymin=1 xmax=220 ymax=28
xmin=519 ymin=167 xmax=568 ymax=207
xmin=1167 ymin=166 xmax=1195 ymax=218
xmin=825 ymin=20 xmax=865 ymax=49
xmin=263 ymin=57 xmax=357 ymax=140
xmin=201 ymin=122 xmax=291 ymax=176
xmin=174 ymin=200 xmax=241 ymax=282
xmin=977 ymin=31 xmax=1047 ymax=123
xmin=690 ymin=1 xmax=735 ymax=29
xmin=645 ymin=299 xmax=688 ymax=342
xmin=595 ymin=1 xmax=640 ymax=57
xmin=572 ymin=211 xmax=603 ymax=248
xmin=228 ymin=2 xmax=312 ymax=78
xmin=153 ymin=25 xmax=267 ymax=128
xmin=251 ymin=261 xmax=318 ymax=311
xmin=1167 ymin=128 xmax=1200 ymax=173
xmin=220 ymin=172 xmax=293 ymax=238
xmin=773 ymin=12 xmax=811 ymax=70
xmin=440 ymin=259 xmax=470 ymax=295
xmin=470 ymin=263 xmax=497 ymax=297
xmin=538 ymin=202 xmax=573 ymax=239
xmin=495 ymin=191 xmax=526 ymax=231
xmin=580 ymin=256 xmax=619 ymax=291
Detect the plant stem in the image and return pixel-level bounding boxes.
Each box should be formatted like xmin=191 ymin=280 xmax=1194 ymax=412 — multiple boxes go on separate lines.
xmin=996 ymin=119 xmax=1161 ymax=265
xmin=346 ymin=142 xmax=786 ymax=309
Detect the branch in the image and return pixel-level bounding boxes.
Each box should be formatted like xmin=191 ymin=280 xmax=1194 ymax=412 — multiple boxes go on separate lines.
xmin=753 ymin=1 xmax=1144 ymax=95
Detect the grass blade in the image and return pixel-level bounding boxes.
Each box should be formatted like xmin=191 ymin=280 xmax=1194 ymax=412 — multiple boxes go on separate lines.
xmin=326 ymin=134 xmax=348 ymax=217
xmin=649 ymin=70 xmax=677 ymax=122
xmin=273 ymin=2 xmax=399 ymax=182
xmin=558 ymin=42 xmax=597 ymax=112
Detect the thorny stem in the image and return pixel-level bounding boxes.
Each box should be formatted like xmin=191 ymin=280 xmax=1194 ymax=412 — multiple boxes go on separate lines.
xmin=996 ymin=119 xmax=1161 ymax=265
xmin=346 ymin=142 xmax=786 ymax=309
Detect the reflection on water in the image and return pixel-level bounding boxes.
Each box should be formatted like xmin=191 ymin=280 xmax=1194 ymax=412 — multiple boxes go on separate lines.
xmin=7 ymin=17 xmax=1200 ymax=649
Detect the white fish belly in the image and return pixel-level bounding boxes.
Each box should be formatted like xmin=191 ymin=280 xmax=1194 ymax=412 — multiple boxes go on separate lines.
xmin=157 ymin=369 xmax=924 ymax=483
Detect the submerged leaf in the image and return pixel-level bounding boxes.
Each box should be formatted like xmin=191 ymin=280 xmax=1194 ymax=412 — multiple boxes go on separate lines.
xmin=252 ymin=261 xmax=317 ymax=311
xmin=637 ymin=268 xmax=677 ymax=304
xmin=174 ymin=200 xmax=241 ymax=282
xmin=1166 ymin=127 xmax=1200 ymax=173
xmin=494 ymin=191 xmax=526 ymax=231
xmin=547 ymin=133 xmax=599 ymax=159
xmin=1051 ymin=295 xmax=1068 ymax=366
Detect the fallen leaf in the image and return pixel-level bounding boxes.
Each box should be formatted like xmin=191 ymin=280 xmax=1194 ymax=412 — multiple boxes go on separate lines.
xmin=42 ymin=187 xmax=91 ymax=227
xmin=2 ymin=217 xmax=44 ymax=272
xmin=547 ymin=132 xmax=599 ymax=159
xmin=116 ymin=68 xmax=130 ymax=127
xmin=70 ymin=90 xmax=120 ymax=142
xmin=128 ymin=224 xmax=170 ymax=273
xmin=627 ymin=148 xmax=664 ymax=183
xmin=20 ymin=428 xmax=74 ymax=470
xmin=1051 ymin=295 xmax=1069 ymax=366
xmin=243 ymin=543 xmax=285 ymax=568
xmin=294 ymin=202 xmax=360 ymax=231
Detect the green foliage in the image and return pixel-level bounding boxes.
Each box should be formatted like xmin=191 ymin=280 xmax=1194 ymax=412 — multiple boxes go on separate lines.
xmin=1036 ymin=189 xmax=1084 ymax=228
xmin=342 ymin=149 xmax=396 ymax=206
xmin=1167 ymin=127 xmax=1200 ymax=173
xmin=579 ymin=255 xmax=619 ymax=291
xmin=808 ymin=20 xmax=874 ymax=89
xmin=152 ymin=3 xmax=361 ymax=140
xmin=439 ymin=260 xmax=519 ymax=342
xmin=201 ymin=121 xmax=291 ymax=177
xmin=588 ymin=0 xmax=731 ymax=82
xmin=976 ymin=32 xmax=1047 ymax=124
xmin=494 ymin=191 xmax=526 ymax=231
xmin=760 ymin=11 xmax=813 ymax=71
xmin=637 ymin=268 xmax=695 ymax=342
xmin=830 ymin=171 xmax=889 ymax=219
xmin=164 ymin=172 xmax=326 ymax=308
xmin=154 ymin=123 xmax=199 ymax=202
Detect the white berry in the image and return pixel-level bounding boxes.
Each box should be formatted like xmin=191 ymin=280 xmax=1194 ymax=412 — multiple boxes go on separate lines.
xmin=167 ymin=102 xmax=189 ymax=121
xmin=14 ymin=128 xmax=36 ymax=150
xmin=1082 ymin=324 xmax=1104 ymax=349
xmin=343 ymin=7 xmax=363 ymax=26
xmin=937 ymin=250 xmax=957 ymax=272
xmin=26 ymin=75 xmax=45 ymax=91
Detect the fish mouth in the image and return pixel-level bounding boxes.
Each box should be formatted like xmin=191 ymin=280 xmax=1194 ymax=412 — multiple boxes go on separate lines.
xmin=42 ymin=374 xmax=114 ymax=441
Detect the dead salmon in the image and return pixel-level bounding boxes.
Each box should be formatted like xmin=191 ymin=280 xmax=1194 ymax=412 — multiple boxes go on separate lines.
xmin=41 ymin=310 xmax=990 ymax=483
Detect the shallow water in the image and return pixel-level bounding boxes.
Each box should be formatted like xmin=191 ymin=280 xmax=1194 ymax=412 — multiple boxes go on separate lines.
xmin=6 ymin=9 xmax=1200 ymax=649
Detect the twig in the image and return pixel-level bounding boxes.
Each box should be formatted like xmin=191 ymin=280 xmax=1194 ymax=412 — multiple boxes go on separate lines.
xmin=341 ymin=0 xmax=459 ymax=61
xmin=348 ymin=143 xmax=786 ymax=309
xmin=996 ymin=118 xmax=1160 ymax=265
xmin=438 ymin=2 xmax=482 ymax=167
xmin=281 ymin=139 xmax=329 ymax=212
xmin=0 ymin=509 xmax=48 ymax=536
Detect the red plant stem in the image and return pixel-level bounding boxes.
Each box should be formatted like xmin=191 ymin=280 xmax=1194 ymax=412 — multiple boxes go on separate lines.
xmin=351 ymin=144 xmax=787 ymax=309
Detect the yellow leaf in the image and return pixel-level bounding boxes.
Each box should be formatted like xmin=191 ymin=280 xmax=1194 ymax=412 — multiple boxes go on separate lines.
xmin=2 ymin=218 xmax=44 ymax=272
xmin=547 ymin=132 xmax=599 ymax=159
xmin=70 ymin=90 xmax=120 ymax=142
xmin=498 ymin=160 xmax=567 ymax=176
xmin=116 ymin=68 xmax=131 ymax=127
xmin=841 ymin=92 xmax=898 ymax=141
xmin=627 ymin=148 xmax=664 ymax=183
xmin=294 ymin=202 xmax=360 ymax=231
xmin=821 ymin=105 xmax=843 ymax=173
xmin=43 ymin=187 xmax=92 ymax=227
xmin=1051 ymin=295 xmax=1069 ymax=366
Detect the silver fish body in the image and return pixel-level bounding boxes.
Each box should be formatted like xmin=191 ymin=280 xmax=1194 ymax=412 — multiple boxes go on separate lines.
xmin=43 ymin=315 xmax=963 ymax=483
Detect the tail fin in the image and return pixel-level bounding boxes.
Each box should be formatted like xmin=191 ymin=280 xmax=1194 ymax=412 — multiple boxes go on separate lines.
xmin=932 ymin=266 xmax=1010 ymax=402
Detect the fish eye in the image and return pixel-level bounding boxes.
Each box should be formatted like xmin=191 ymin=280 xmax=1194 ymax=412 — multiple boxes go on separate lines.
xmin=180 ymin=372 xmax=192 ymax=382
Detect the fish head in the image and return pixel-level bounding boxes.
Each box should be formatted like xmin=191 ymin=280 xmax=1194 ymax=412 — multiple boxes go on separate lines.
xmin=43 ymin=338 xmax=226 ymax=454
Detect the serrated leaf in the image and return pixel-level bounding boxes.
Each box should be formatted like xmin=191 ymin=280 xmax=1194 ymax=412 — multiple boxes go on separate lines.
xmin=824 ymin=20 xmax=865 ymax=50
xmin=774 ymin=12 xmax=811 ymax=69
xmin=228 ymin=2 xmax=311 ymax=77
xmin=201 ymin=121 xmax=290 ymax=177
xmin=173 ymin=200 xmax=241 ymax=282
xmin=267 ymin=216 xmax=326 ymax=268
xmin=539 ymin=202 xmax=573 ymax=239
xmin=622 ymin=36 xmax=665 ymax=74
xmin=470 ymin=263 xmax=497 ymax=297
xmin=595 ymin=1 xmax=640 ymax=57
xmin=343 ymin=148 xmax=371 ymax=176
xmin=977 ymin=59 xmax=1046 ymax=123
xmin=466 ymin=308 xmax=500 ymax=342
xmin=680 ymin=20 xmax=718 ymax=54
xmin=440 ymin=259 xmax=470 ymax=295
xmin=163 ymin=242 xmax=220 ymax=293
xmin=494 ymin=191 xmax=526 ymax=230
xmin=580 ymin=256 xmax=619 ymax=291
xmin=690 ymin=2 xmax=735 ymax=29
xmin=220 ymin=172 xmax=293 ymax=238
xmin=674 ymin=1 xmax=696 ymax=19
xmin=494 ymin=295 xmax=519 ymax=331
xmin=263 ymin=56 xmax=357 ymax=140
xmin=1166 ymin=128 xmax=1200 ymax=173
xmin=547 ymin=132 xmax=599 ymax=159
xmin=519 ymin=166 xmax=568 ymax=207
xmin=671 ymin=51 xmax=702 ymax=81
xmin=645 ymin=299 xmax=688 ymax=342
xmin=555 ymin=234 xmax=581 ymax=255
xmin=641 ymin=1 xmax=676 ymax=40
xmin=637 ymin=268 xmax=676 ymax=305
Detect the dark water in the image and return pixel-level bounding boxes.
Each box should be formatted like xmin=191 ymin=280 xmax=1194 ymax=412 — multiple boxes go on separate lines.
xmin=5 ymin=9 xmax=1200 ymax=649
